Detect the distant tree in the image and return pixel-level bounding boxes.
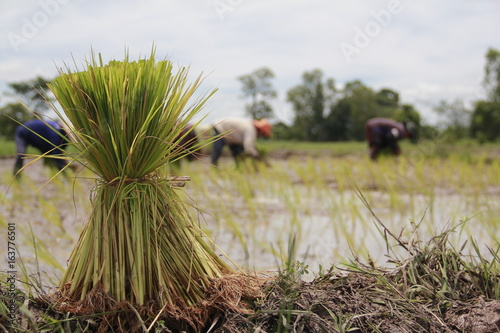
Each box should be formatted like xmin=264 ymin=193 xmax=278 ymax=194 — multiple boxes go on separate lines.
xmin=394 ymin=104 xmax=421 ymax=142
xmin=328 ymin=81 xmax=392 ymax=141
xmin=238 ymin=67 xmax=276 ymax=119
xmin=0 ymin=76 xmax=52 ymax=138
xmin=326 ymin=98 xmax=351 ymax=141
xmin=483 ymin=48 xmax=500 ymax=102
xmin=327 ymin=83 xmax=421 ymax=141
xmin=395 ymin=104 xmax=420 ymax=124
xmin=434 ymin=99 xmax=471 ymax=140
xmin=0 ymin=103 xmax=32 ymax=139
xmin=470 ymin=100 xmax=500 ymax=142
xmin=7 ymin=76 xmax=53 ymax=111
xmin=419 ymin=123 xmax=440 ymax=140
xmin=271 ymin=121 xmax=298 ymax=140
xmin=287 ymin=69 xmax=336 ymax=141
xmin=470 ymin=48 xmax=500 ymax=142
xmin=376 ymin=88 xmax=399 ymax=108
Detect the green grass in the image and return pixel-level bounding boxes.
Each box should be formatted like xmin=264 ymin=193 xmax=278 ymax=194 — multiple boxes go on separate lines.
xmin=1 ymin=139 xmax=500 ymax=331
xmin=259 ymin=139 xmax=368 ymax=157
xmin=0 ymin=138 xmax=52 ymax=158
xmin=177 ymin=141 xmax=500 ymax=275
xmin=0 ymin=138 xmax=16 ymax=157
xmin=3 ymin=137 xmax=500 ymax=161
xmin=3 ymin=140 xmax=500 ymax=275
xmin=260 ymin=138 xmax=500 ymax=160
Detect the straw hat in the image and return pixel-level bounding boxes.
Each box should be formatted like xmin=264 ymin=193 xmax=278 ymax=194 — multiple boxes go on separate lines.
xmin=254 ymin=118 xmax=272 ymax=138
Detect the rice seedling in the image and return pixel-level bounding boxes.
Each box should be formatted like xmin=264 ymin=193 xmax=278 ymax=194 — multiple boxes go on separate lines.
xmin=176 ymin=146 xmax=500 ymax=281
xmin=41 ymin=48 xmax=261 ymax=330
xmin=0 ymin=294 xmax=8 ymax=325
xmin=2 ymin=133 xmax=500 ymax=330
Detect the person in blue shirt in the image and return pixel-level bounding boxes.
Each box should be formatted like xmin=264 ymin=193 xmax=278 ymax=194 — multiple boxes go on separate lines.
xmin=13 ymin=119 xmax=71 ymax=176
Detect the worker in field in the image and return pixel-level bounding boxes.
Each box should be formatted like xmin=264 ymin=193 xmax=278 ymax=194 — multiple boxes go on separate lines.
xmin=211 ymin=117 xmax=272 ymax=166
xmin=168 ymin=123 xmax=201 ymax=171
xmin=365 ymin=117 xmax=413 ymax=161
xmin=13 ymin=119 xmax=71 ymax=176
xmin=175 ymin=123 xmax=199 ymax=162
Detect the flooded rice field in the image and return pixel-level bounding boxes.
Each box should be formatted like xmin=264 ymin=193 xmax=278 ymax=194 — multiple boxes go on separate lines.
xmin=1 ymin=154 xmax=500 ymax=284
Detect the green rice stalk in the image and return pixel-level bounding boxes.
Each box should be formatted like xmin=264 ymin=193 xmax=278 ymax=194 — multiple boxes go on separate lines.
xmin=49 ymin=49 xmax=233 ymax=306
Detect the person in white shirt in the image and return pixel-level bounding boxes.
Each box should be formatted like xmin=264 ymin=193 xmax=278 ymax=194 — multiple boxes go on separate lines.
xmin=211 ymin=117 xmax=272 ymax=166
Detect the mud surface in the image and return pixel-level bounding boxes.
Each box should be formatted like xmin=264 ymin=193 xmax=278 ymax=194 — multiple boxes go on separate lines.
xmin=1 ymin=155 xmax=500 ymax=280
xmin=1 ymin=155 xmax=500 ymax=332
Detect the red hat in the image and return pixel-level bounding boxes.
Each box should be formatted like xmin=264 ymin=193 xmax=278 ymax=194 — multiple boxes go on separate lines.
xmin=254 ymin=119 xmax=272 ymax=138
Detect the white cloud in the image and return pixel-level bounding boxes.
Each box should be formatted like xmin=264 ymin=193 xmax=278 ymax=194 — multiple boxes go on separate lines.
xmin=1 ymin=0 xmax=499 ymax=125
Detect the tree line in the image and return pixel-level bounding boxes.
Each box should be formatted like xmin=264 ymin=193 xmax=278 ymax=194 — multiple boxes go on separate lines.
xmin=2 ymin=47 xmax=500 ymax=143
xmin=238 ymin=47 xmax=500 ymax=142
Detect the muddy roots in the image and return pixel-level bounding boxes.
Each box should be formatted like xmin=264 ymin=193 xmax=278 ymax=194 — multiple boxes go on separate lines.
xmin=32 ymin=273 xmax=264 ymax=332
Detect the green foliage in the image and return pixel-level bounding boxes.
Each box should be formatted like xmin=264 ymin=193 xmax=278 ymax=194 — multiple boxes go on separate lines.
xmin=470 ymin=48 xmax=500 ymax=142
xmin=483 ymin=47 xmax=500 ymax=102
xmin=270 ymin=121 xmax=292 ymax=140
xmin=434 ymin=99 xmax=471 ymax=140
xmin=0 ymin=103 xmax=33 ymax=139
xmin=0 ymin=76 xmax=53 ymax=139
xmin=287 ymin=73 xmax=421 ymax=142
xmin=329 ymin=80 xmax=386 ymax=141
xmin=376 ymin=218 xmax=500 ymax=302
xmin=394 ymin=104 xmax=421 ymax=141
xmin=7 ymin=76 xmax=53 ymax=113
xmin=287 ymin=69 xmax=336 ymax=141
xmin=0 ymin=137 xmax=16 ymax=156
xmin=470 ymin=100 xmax=500 ymax=142
xmin=238 ymin=67 xmax=277 ymax=119
xmin=375 ymin=88 xmax=399 ymax=107
xmin=0 ymin=286 xmax=8 ymax=322
xmin=270 ymin=235 xmax=311 ymax=333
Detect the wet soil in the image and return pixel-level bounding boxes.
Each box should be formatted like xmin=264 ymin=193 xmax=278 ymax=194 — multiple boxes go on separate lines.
xmin=1 ymin=155 xmax=500 ymax=332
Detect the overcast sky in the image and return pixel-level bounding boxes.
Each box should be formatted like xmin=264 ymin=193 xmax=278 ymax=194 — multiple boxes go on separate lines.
xmin=1 ymin=0 xmax=499 ymax=126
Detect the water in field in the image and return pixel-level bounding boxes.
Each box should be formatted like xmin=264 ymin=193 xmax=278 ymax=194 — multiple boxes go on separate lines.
xmin=1 ymin=155 xmax=499 ymax=283
xmin=181 ymin=156 xmax=500 ymax=279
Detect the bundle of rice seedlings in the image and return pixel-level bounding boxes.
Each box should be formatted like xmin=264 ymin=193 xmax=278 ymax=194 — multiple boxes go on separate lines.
xmin=47 ymin=50 xmax=257 ymax=326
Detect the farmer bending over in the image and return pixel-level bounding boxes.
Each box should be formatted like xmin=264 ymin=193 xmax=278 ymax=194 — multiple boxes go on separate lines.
xmin=176 ymin=123 xmax=199 ymax=162
xmin=13 ymin=119 xmax=71 ymax=176
xmin=211 ymin=117 xmax=272 ymax=166
xmin=365 ymin=117 xmax=412 ymax=161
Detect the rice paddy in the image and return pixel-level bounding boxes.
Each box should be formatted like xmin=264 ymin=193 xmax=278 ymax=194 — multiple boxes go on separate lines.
xmin=178 ymin=147 xmax=500 ymax=278
xmin=2 ymin=137 xmax=500 ymax=331
xmin=2 ymin=140 xmax=498 ymax=285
